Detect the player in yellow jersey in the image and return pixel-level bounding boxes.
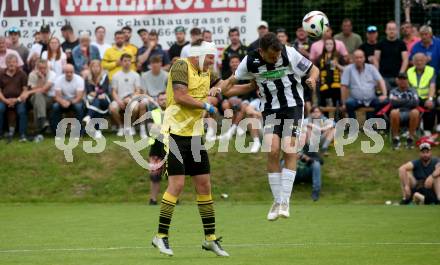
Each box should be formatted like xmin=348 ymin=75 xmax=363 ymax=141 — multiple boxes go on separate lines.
xmin=151 ymin=40 xmax=229 ymax=257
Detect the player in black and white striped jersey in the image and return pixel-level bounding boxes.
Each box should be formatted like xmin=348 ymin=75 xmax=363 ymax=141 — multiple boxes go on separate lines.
xmin=212 ymin=32 xmax=319 ymax=220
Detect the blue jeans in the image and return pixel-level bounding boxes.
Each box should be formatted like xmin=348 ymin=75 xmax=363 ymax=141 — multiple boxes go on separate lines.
xmin=0 ymin=101 xmax=27 ymax=136
xmin=51 ymin=102 xmax=84 ymax=133
xmin=345 ymin=97 xmax=388 ymax=119
xmin=297 ymin=160 xmax=322 ymax=192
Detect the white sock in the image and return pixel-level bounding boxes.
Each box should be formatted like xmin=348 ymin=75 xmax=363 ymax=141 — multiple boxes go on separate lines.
xmin=229 ymin=124 xmax=237 ymax=134
xmin=253 ymin=137 xmax=260 ymax=143
xmin=268 ymin=173 xmax=282 ymax=203
xmin=281 ymin=168 xmax=296 ymax=203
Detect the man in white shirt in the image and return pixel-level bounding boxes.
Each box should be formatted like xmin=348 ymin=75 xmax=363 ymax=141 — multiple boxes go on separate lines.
xmin=92 ymin=26 xmax=111 ymax=59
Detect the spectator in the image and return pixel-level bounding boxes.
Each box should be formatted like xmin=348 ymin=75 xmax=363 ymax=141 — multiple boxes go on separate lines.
xmin=341 ymin=50 xmax=388 ymax=119
xmin=304 ymin=106 xmax=336 ymax=156
xmin=52 ymin=64 xmax=85 ymax=134
xmin=33 ymin=31 xmax=41 ymax=44
xmin=293 ymin=27 xmax=312 ymax=59
xmin=221 ymin=27 xmax=247 ymax=79
xmin=102 ymin=30 xmax=137 ymax=80
xmin=276 ymin=28 xmax=290 ymax=46
xmin=203 ymin=30 xmax=213 ymax=42
xmin=140 ymin=55 xmax=168 ymax=101
xmin=121 ymin=26 xmax=138 ymax=57
xmin=82 ymin=60 xmax=111 ymax=139
xmin=146 ymin=92 xmax=167 ymax=205
xmin=110 ymin=53 xmax=142 ymax=137
xmin=359 ymin=25 xmax=379 ymax=64
xmin=410 ymin=25 xmax=440 ymax=74
xmin=168 ymin=26 xmax=189 ymax=62
xmin=374 ymin=21 xmax=409 ymax=90
xmin=27 ymin=59 xmax=56 ymax=133
xmin=7 ymin=27 xmax=29 ymax=72
xmin=407 ymin=53 xmax=436 ymax=134
xmin=398 ymin=142 xmax=439 ymax=205
xmin=317 ymin=38 xmax=345 ymax=108
xmin=0 ymin=37 xmax=24 ymax=70
xmin=389 ymin=72 xmax=420 ymax=149
xmin=61 ymin=24 xmax=79 ymax=65
xmin=92 ymin=26 xmax=112 ymax=59
xmin=72 ymin=32 xmax=101 ymax=76
xmin=137 ymin=30 xmax=170 ymax=73
xmin=334 ymin=18 xmax=363 ymax=54
xmin=401 ymin=21 xmax=421 ymax=53
xmin=310 ymin=27 xmax=349 ymax=64
xmin=202 ymin=30 xmax=220 ymax=73
xmin=41 ymin=37 xmax=67 ymax=78
xmin=180 ymin=27 xmax=202 ymax=58
xmin=247 ymin=21 xmax=269 ymax=52
xmin=27 ymin=25 xmax=50 ymax=68
xmin=0 ymin=54 xmax=28 ymax=141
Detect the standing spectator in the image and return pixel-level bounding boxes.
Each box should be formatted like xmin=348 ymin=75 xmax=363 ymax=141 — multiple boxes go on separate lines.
xmin=27 ymin=25 xmax=50 ymax=68
xmin=137 ymin=30 xmax=170 ymax=73
xmin=293 ymin=27 xmax=313 ymax=59
xmin=341 ymin=50 xmax=388 ymax=119
xmin=389 ymin=72 xmax=420 ymax=149
xmin=83 ymin=60 xmax=111 ymax=139
xmin=7 ymin=27 xmax=29 ymax=72
xmin=0 ymin=37 xmax=24 ymax=70
xmin=121 ymin=26 xmax=138 ymax=57
xmin=310 ymin=27 xmax=349 ymax=64
xmin=102 ymin=31 xmax=137 ymax=80
xmin=92 ymin=26 xmax=111 ymax=59
xmin=72 ymin=32 xmax=101 ymax=76
xmin=168 ymin=26 xmax=189 ymax=62
xmin=110 ymin=54 xmax=142 ymax=137
xmin=398 ymin=142 xmax=439 ymax=205
xmin=317 ymin=38 xmax=345 ymax=108
xmin=203 ymin=30 xmax=213 ymax=42
xmin=0 ymin=54 xmax=28 ymax=141
xmin=276 ymin=28 xmax=290 ymax=46
xmin=410 ymin=25 xmax=440 ymax=74
xmin=401 ymin=22 xmax=421 ymax=53
xmin=140 ymin=55 xmax=168 ymax=101
xmin=61 ymin=24 xmax=79 ymax=65
xmin=52 ymin=64 xmax=85 ymax=133
xmin=374 ymin=21 xmax=409 ymax=90
xmin=41 ymin=37 xmax=67 ymax=78
xmin=334 ymin=18 xmax=363 ymax=54
xmin=247 ymin=21 xmax=269 ymax=52
xmin=221 ymin=27 xmax=247 ymax=79
xmin=27 ymin=59 xmax=56 ymax=133
xmin=407 ymin=53 xmax=436 ymax=134
xmin=359 ymin=25 xmax=379 ymax=64
xmin=180 ymin=27 xmax=202 ymax=58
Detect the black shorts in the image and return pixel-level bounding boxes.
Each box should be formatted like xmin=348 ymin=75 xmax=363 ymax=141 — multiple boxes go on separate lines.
xmin=166 ymin=134 xmax=210 ymax=176
xmin=263 ymin=106 xmax=304 ymax=137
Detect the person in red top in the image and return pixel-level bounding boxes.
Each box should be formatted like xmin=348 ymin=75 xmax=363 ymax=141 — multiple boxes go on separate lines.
xmin=401 ymin=21 xmax=421 ymax=53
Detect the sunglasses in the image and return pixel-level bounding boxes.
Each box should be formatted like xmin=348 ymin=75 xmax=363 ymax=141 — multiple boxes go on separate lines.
xmin=8 ymin=28 xmax=20 ymax=33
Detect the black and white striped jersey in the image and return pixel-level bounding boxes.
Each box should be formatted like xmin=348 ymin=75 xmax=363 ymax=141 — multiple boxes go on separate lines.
xmin=235 ymin=46 xmax=312 ymax=111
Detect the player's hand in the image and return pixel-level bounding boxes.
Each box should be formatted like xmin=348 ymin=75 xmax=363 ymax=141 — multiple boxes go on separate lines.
xmin=209 ymin=87 xmax=221 ymax=97
xmin=305 ymin=78 xmax=316 ymax=91
xmin=203 ymin=102 xmax=216 ymax=114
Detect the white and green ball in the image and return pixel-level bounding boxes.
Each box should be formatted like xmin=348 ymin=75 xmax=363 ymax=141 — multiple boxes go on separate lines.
xmin=302 ymin=10 xmax=330 ymax=38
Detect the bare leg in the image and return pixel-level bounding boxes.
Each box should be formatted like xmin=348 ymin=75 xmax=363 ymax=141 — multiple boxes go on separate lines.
xmin=390 ymin=109 xmax=400 ymax=138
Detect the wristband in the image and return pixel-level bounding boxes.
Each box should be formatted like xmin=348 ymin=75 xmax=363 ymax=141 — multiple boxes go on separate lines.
xmin=204 ymin=103 xmax=215 ymax=114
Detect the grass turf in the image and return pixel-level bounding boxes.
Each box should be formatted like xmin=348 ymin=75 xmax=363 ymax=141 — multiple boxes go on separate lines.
xmin=0 ymin=203 xmax=438 ymax=265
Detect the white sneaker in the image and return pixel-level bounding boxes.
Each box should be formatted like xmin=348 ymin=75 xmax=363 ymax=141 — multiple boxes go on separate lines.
xmin=202 ymin=237 xmax=229 ymax=257
xmin=116 ymin=128 xmax=124 ymax=137
xmin=152 ymin=235 xmax=173 ymax=256
xmin=140 ymin=126 xmax=147 ymax=139
xmin=279 ymin=202 xmax=290 ymax=218
xmin=94 ymin=130 xmax=103 ymax=139
xmin=250 ymin=139 xmax=261 ymax=153
xmin=236 ymin=126 xmax=246 ymax=136
xmin=267 ymin=202 xmax=280 ymax=221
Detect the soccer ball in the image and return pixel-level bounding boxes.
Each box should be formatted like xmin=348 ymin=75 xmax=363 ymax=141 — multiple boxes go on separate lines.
xmin=302 ymin=11 xmax=329 ymax=38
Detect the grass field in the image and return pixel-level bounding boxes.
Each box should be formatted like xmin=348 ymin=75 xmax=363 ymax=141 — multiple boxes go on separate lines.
xmin=0 ymin=203 xmax=438 ymax=265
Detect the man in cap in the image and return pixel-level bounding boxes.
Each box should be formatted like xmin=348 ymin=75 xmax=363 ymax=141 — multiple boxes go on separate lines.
xmin=7 ymin=27 xmax=29 ymax=70
xmin=27 ymin=25 xmax=51 ymax=68
xmin=359 ymin=25 xmax=379 ymax=64
xmin=168 ymin=26 xmax=189 ymax=62
xmin=247 ymin=20 xmax=269 ymax=52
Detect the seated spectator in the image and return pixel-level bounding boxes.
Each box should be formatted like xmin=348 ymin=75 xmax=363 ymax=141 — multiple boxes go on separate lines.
xmin=317 ymin=38 xmax=345 ymax=108
xmin=137 ymin=30 xmax=170 ymax=73
xmin=7 ymin=27 xmax=29 ymax=72
xmin=398 ymin=142 xmax=440 ymax=205
xmin=304 ymin=106 xmax=335 ymax=156
xmin=0 ymin=37 xmax=24 ymax=70
xmin=410 ymin=25 xmax=440 ymax=75
xmin=407 ymin=53 xmax=435 ymax=134
xmin=276 ymin=28 xmax=290 ymax=46
xmin=42 ymin=37 xmax=67 ymax=78
xmin=0 ymin=54 xmax=28 ymax=141
xmin=293 ymin=27 xmax=312 ymax=59
xmin=341 ymin=50 xmax=388 ymax=119
xmin=140 ymin=55 xmax=168 ymax=102
xmin=389 ymin=73 xmax=420 ymax=150
xmin=168 ymin=26 xmax=189 ymax=62
xmin=180 ymin=27 xmax=203 ymax=58
xmin=82 ymin=60 xmax=110 ymax=139
xmin=52 ymin=64 xmax=85 ymax=134
xmin=61 ymin=24 xmax=79 ymax=65
xmin=401 ymin=21 xmax=421 ymax=53
xmin=121 ymin=26 xmax=138 ymax=58
xmin=310 ymin=27 xmax=349 ymax=64
xmin=359 ymin=25 xmax=379 ymax=64
xmin=92 ymin=26 xmax=111 ymax=59
xmin=72 ymin=32 xmax=101 ymax=76
xmin=146 ymin=92 xmax=167 ymax=205
xmin=27 ymin=59 xmax=56 ymax=134
xmin=334 ymin=18 xmax=363 ymax=54
xmin=102 ymin=31 xmax=136 ymax=81
xmin=110 ymin=53 xmax=143 ymax=137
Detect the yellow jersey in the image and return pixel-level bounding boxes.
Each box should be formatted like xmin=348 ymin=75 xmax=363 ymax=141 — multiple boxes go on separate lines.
xmin=101 ymin=45 xmax=137 ymax=80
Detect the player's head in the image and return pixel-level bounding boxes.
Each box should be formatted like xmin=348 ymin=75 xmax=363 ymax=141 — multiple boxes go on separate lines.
xmin=157 ymin=92 xmax=167 ymax=110
xmin=120 ymin=53 xmax=132 ymax=71
xmin=229 ymin=54 xmax=241 ymax=73
xmin=419 ymin=143 xmax=432 ymax=162
xmin=189 ymin=39 xmax=217 ymax=71
xmin=258 ymin=32 xmax=283 ymax=64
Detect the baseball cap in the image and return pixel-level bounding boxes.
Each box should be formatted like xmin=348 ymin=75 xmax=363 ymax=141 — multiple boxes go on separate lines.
xmin=137 ymin=28 xmax=148 ymax=35
xmin=257 ymin=21 xmax=269 ymax=29
xmin=397 ymin=72 xmax=408 ymax=79
xmin=367 ymin=25 xmax=377 ymax=33
xmin=276 ymin=27 xmax=287 ymax=33
xmin=419 ymin=142 xmax=432 ymax=151
xmin=40 ymin=25 xmax=50 ymax=33
xmin=8 ymin=27 xmax=20 ymax=34
xmin=174 ymin=26 xmax=185 ymax=33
